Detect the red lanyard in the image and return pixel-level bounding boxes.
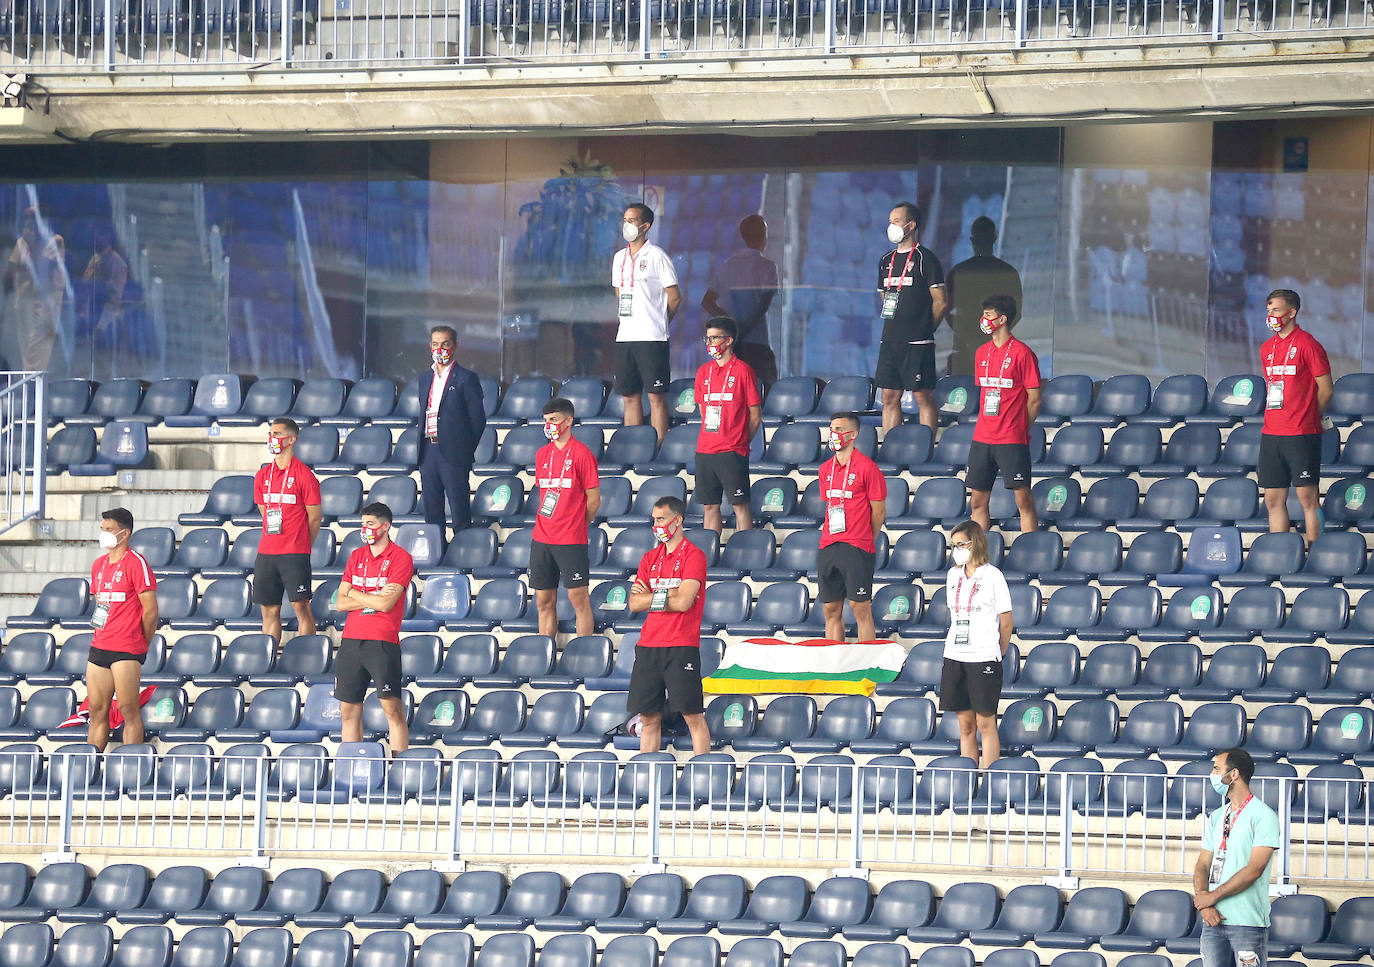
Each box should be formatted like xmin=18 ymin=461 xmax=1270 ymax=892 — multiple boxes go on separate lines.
xmin=619 ymin=247 xmax=636 ymax=289
xmin=96 ymin=558 xmax=118 ymax=598
xmin=886 ymin=246 xmax=917 ymax=288
xmin=541 ymin=446 xmax=574 ymax=488
xmin=1219 ymin=794 xmax=1252 ymax=852
xmin=827 ymin=457 xmax=855 ymax=506
xmin=705 ymin=358 xmax=735 ymax=405
xmin=985 ymin=340 xmax=1014 ymax=385
xmin=266 ymin=458 xmax=291 ymax=505
xmin=954 ymin=573 xmax=982 ymax=616
xmin=355 ymin=547 xmax=389 ymax=590
xmin=651 ymin=544 xmax=685 ymax=584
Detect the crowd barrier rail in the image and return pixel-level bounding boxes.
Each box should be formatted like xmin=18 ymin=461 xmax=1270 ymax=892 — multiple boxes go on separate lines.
xmin=2 ymin=746 xmax=1367 ymax=889
xmin=0 ymin=372 xmax=46 ymax=537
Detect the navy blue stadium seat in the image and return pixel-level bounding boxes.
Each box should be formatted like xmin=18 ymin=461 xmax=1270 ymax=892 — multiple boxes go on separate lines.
xmin=217 ymin=378 xmax=300 ymax=427
xmin=788 ymin=940 xmax=846 ymax=967
xmin=717 ymin=876 xmax=809 ymax=936
xmin=878 ymin=641 xmax=944 ymax=697
xmin=759 ymin=376 xmax=821 ymax=425
xmin=708 ymin=529 xmax=776 ymax=580
xmin=598 ymin=876 xmax=684 ymax=934
xmin=0 ymin=862 xmax=90 ymax=923
xmin=1243 ymin=643 xmax=1330 ymax=703
xmin=56 ymin=864 xmax=150 ymax=924
xmin=234 ymin=869 xmax=328 ymax=928
xmin=413 ymin=870 xmax=505 ymax=930
xmin=1189 ymin=477 xmax=1262 ymax=530
xmin=839 ymin=880 xmax=934 ymax=941
xmin=0 ymin=686 xmax=76 ymax=741
xmin=1241 ymin=704 xmax=1312 ymax=763
xmin=116 ymin=865 xmax=207 ymax=925
xmin=1034 ymin=887 xmax=1129 ymax=949
xmin=1180 ymin=642 xmax=1267 ymax=701
xmin=1096 ymin=701 xmax=1183 ymax=759
xmin=1138 ymin=589 xmax=1221 ymax=643
xmin=1078 ymin=586 xmax=1160 ymax=642
xmin=874 ymin=424 xmax=933 ymax=474
xmin=970 ymin=884 xmax=1063 ymax=946
xmin=45 ymin=425 xmax=98 ymax=473
xmin=911 ymin=423 xmax=974 ymax=476
xmin=894 ymin=476 xmax=966 ymax=529
xmin=445 ymin=579 xmax=527 ymax=633
xmin=1040 ymin=424 xmax=1103 ymax=475
xmin=1061 ymin=478 xmax=1140 ymax=533
xmin=658 ymin=875 xmax=747 ymax=934
xmin=1269 ymin=587 xmax=1348 ymax=644
xmin=1304 ymin=896 xmax=1374 ymax=960
xmin=176 ymin=867 xmax=267 ymax=926
xmin=66 ymin=420 xmax=151 ymax=476
xmin=293 ymin=929 xmax=356 ymax=967
xmin=729 ymin=583 xmax=810 ymax=637
xmin=1120 ymin=479 xmax=1198 ymax=533
xmin=316 ymin=425 xmax=392 ymax=473
xmin=1003 ymin=642 xmax=1079 ymax=699
xmin=908 ymin=881 xmax=999 ymax=943
xmin=1160 ymin=700 xmax=1246 ymax=761
xmin=1000 ymin=531 xmax=1063 ymax=583
xmin=1221 ymin=531 xmax=1303 ymax=588
xmin=1084 ymin=425 xmax=1161 ymax=480
xmin=0 ymin=922 xmax=54 ymax=967
xmin=472 ymin=635 xmax=553 ymax=688
xmin=1330 ymin=425 xmax=1374 ymax=476
xmin=65 ymin=378 xmax=145 ymax=426
xmin=1134 ymin=373 xmax=1207 ymax=426
xmin=179 ymin=475 xmax=256 ymax=526
xmin=1037 ymin=374 xmax=1093 ymax=424
xmin=1324 ymin=476 xmax=1374 ymax=530
xmin=753 ymin=423 xmax=820 ymax=474
xmin=533 ymin=873 xmax=626 ymax=932
xmin=1289 ymin=531 xmax=1367 ymax=588
xmin=164 ymin=374 xmax=247 ymax=427
xmin=0 ymin=633 xmax=55 ymax=684
xmin=46 ymin=378 xmax=95 ymax=423
xmin=930 ymin=376 xmax=975 ymax=423
xmin=1079 ymin=374 xmax=1150 ymax=426
xmin=128 ymin=527 xmax=176 ymax=569
xmin=292 ymin=424 xmax=339 ymax=467
xmin=601 ymin=426 xmax=660 ymax=474
xmin=475 ymin=871 xmax=566 ymax=930
xmin=1324 ymin=372 xmax=1374 ymax=426
xmin=489 ymin=378 xmax=552 ymax=428
xmin=1194 ymin=374 xmax=1263 ymax=426
xmin=324 ymin=376 xmax=396 ymax=427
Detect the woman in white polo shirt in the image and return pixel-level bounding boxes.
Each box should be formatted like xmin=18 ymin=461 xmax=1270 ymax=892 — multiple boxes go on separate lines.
xmin=940 ymin=519 xmax=1013 ymax=768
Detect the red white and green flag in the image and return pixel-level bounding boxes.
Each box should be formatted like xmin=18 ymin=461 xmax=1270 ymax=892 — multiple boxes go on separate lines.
xmin=704 ymin=638 xmax=909 ymax=696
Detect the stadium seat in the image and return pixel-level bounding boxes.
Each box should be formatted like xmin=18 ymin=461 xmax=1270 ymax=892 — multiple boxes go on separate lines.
xmin=1139 ymin=587 xmax=1221 ymax=643
xmin=1180 ymin=642 xmax=1267 ymax=699
xmin=1160 ymin=700 xmax=1246 ymax=761
xmin=1037 ymin=374 xmax=1094 ymax=424
xmin=1034 ymin=887 xmax=1129 ymax=948
xmin=413 ymin=870 xmax=506 ymax=929
xmin=191 ymin=743 xmax=269 ymax=802
xmin=1330 ymin=425 xmax=1374 ymax=476
xmin=874 ymin=424 xmax=933 ymax=474
xmin=1030 ymin=702 xmax=1115 ymax=759
xmin=0 ymin=861 xmax=92 ymax=923
xmin=56 ymin=864 xmax=150 ymax=924
xmin=701 ymin=581 xmax=752 ymax=633
xmin=46 ymin=425 xmax=98 ymax=473
xmin=658 ymin=874 xmax=748 ymax=934
xmin=598 ymin=875 xmax=686 ymax=933
xmin=212 ymin=378 xmax=298 ymax=428
xmin=1134 ymin=373 xmax=1207 ymax=426
xmin=445 ymin=579 xmax=527 ymax=633
xmin=1002 ymin=642 xmax=1078 ymax=699
xmin=177 ymin=866 xmax=267 ymax=926
xmin=316 ymin=425 xmax=393 ymax=473
xmin=27 ymin=633 xmax=91 ymax=685
xmin=0 ymin=922 xmax=53 ymax=967
xmin=1304 ymin=896 xmax=1374 ymax=960
xmin=1121 ymin=479 xmax=1199 ymax=533
xmin=1288 ymin=531 xmax=1367 ymax=588
xmin=46 ymin=377 xmax=95 ymax=423
xmin=353 ymin=930 xmax=416 ymax=967
xmin=1242 ymin=704 xmax=1312 ymax=763
xmin=292 ymin=424 xmax=340 ymax=466
xmin=128 ymin=527 xmax=175 ymax=569
xmin=216 ymin=687 xmax=300 ymax=742
xmin=500 ymin=692 xmax=583 ymax=747
xmin=0 ymin=632 xmax=55 ymax=684
xmin=874 ymin=530 xmax=944 ymax=582
xmin=878 ymin=641 xmax=944 ymax=697
xmin=729 ymin=582 xmax=810 ymax=636
xmin=1157 ymin=529 xmax=1241 ymax=587
xmin=414 ymin=931 xmax=475 ymax=967
xmin=348 ymin=869 xmax=445 ymax=929
xmin=374 ymin=427 xmax=419 ymax=473
xmin=788 ymin=940 xmax=847 ymax=967
xmin=471 ymin=635 xmax=554 ymax=688
xmin=179 ymin=475 xmax=256 ymax=526
xmin=1188 ymin=477 xmax=1262 ymax=531
xmin=892 ymin=476 xmax=966 ymax=529
xmin=117 ymin=865 xmax=208 ymax=924
xmin=1000 ymin=531 xmax=1063 ymax=582
xmin=1097 ymin=532 xmax=1182 ymax=588
xmin=1039 ymin=424 xmax=1103 ymax=475
xmin=708 ymin=529 xmax=776 ymax=580
xmin=1195 ymin=374 xmax=1263 ymax=426
xmin=263 ymin=743 xmax=329 ymax=801
xmin=293 ymin=930 xmax=356 ymax=967
xmin=65 ymin=378 xmax=145 ymax=426
xmin=193 ymin=632 xmax=270 ymax=683
xmin=489 ymin=378 xmax=552 ymax=428
xmin=911 ymin=423 xmax=974 ymax=476
xmin=1268 ymin=587 xmax=1348 ymax=644
xmin=601 ymin=426 xmax=660 ymax=474
xmin=475 ymin=871 xmax=566 ymax=930
xmin=1096 ymin=701 xmax=1183 ymax=759
xmin=0 ymin=686 xmax=75 ymax=741
xmin=908 ymin=881 xmax=999 ymax=942
xmin=1078 ymin=586 xmax=1161 ymax=641
xmin=969 ymin=884 xmax=1063 ymax=945
xmin=1257 ymin=894 xmax=1331 ymax=957
xmin=6 ymin=577 xmax=89 ymax=629
xmin=533 ymin=873 xmax=626 ymax=931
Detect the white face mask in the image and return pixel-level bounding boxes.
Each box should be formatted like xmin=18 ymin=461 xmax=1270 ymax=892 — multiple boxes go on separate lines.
xmin=622 ymin=221 xmax=641 ymax=243
xmin=543 ymin=420 xmax=561 ymax=441
xmin=99 ymin=530 xmax=121 ymax=550
xmin=887 ymin=223 xmax=908 ymax=245
xmin=952 ymin=546 xmax=971 ymax=566
xmin=1266 ymin=314 xmax=1286 ymax=333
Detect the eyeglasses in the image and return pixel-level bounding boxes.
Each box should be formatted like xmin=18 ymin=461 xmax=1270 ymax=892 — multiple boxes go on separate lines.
xmin=951 ymin=540 xmax=973 ymax=549
xmin=703 ymin=335 xmax=729 ymax=344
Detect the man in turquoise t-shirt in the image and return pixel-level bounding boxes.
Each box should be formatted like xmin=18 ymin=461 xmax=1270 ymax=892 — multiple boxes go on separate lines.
xmin=1193 ymin=748 xmax=1282 ymax=967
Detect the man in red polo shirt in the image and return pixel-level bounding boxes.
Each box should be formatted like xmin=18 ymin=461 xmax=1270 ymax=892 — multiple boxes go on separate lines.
xmin=87 ymin=507 xmax=158 ymax=751
xmin=967 ymin=294 xmax=1042 ymax=534
xmin=253 ymin=417 xmax=322 ymax=643
xmin=335 ymin=502 xmax=414 ymax=752
xmin=817 ymin=412 xmax=888 ymax=642
xmin=694 ymin=316 xmax=763 ymax=535
xmin=1259 ymin=288 xmax=1333 ymax=546
xmin=530 ymin=397 xmax=601 ymax=638
xmin=628 ymin=496 xmax=710 ymax=755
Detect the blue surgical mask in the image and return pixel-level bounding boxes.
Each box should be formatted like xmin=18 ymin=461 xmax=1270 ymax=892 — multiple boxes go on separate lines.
xmin=1210 ymin=774 xmax=1230 ymax=796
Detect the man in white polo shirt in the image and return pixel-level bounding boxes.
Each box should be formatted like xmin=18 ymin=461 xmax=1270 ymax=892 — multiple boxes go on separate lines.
xmin=613 ymin=203 xmax=681 ymax=446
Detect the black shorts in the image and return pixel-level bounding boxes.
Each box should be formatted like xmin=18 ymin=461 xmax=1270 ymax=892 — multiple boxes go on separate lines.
xmin=875 ymin=340 xmax=937 ymax=392
xmin=254 ymin=553 xmax=313 ymax=605
xmin=335 ymin=638 xmax=403 ymax=704
xmin=616 ymin=340 xmax=671 ymax=396
xmin=939 ymin=658 xmax=1004 ymax=715
xmin=88 ymin=647 xmax=146 ymax=668
xmin=695 ymin=451 xmax=750 ymax=506
xmin=966 ymin=440 xmax=1032 ymax=492
xmin=816 ymin=542 xmax=877 ymax=604
xmin=627 ymin=645 xmax=705 ymax=717
xmin=1258 ymin=433 xmax=1321 ymax=490
xmin=529 ymin=540 xmax=590 ymax=590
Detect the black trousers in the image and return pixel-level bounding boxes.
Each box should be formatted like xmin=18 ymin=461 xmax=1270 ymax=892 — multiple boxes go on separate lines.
xmin=420 ymin=446 xmax=472 ymax=544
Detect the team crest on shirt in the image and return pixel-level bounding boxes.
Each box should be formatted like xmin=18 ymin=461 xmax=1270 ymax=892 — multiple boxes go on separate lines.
xmin=639 ymin=259 xmax=648 ymax=270
xmin=1002 ymin=358 xmax=1012 ymax=370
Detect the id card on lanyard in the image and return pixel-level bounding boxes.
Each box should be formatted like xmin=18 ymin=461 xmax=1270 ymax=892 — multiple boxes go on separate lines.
xmin=703 ymin=360 xmax=732 ymax=433
xmin=826 ymin=460 xmax=853 ymax=534
xmin=618 ymin=249 xmax=635 ymax=318
xmin=650 ymin=545 xmax=684 ymax=612
xmin=540 ymin=452 xmax=573 ymax=518
xmin=1266 ymin=345 xmax=1293 ymax=410
xmin=264 ymin=461 xmax=289 ymax=535
xmin=881 ymin=248 xmax=917 ymax=320
xmin=92 ymin=559 xmax=114 ymax=629
xmin=953 ymin=574 xmax=981 ymax=647
xmin=1210 ymin=794 xmax=1252 ymax=887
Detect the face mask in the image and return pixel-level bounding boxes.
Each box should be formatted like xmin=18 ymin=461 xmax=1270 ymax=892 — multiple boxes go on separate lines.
xmin=952 ymin=546 xmax=971 ymax=566
xmin=886 ymin=223 xmax=908 ymax=245
xmin=652 ymin=520 xmax=678 ymax=545
xmin=543 ymin=420 xmax=561 ymax=441
xmin=98 ymin=530 xmax=121 ymax=550
xmin=1210 ymin=773 xmax=1231 ymax=796
xmin=432 ymin=345 xmax=453 ymax=366
xmin=361 ymin=524 xmax=381 ymax=545
xmin=980 ymin=314 xmax=1005 ymax=336
xmin=706 ymin=342 xmax=724 ymax=361
xmin=1266 ymin=314 xmax=1286 ymax=333
xmin=267 ymin=436 xmax=285 ymax=456
xmin=828 ymin=430 xmax=851 ymax=452
xmin=622 ymin=221 xmax=641 ymax=243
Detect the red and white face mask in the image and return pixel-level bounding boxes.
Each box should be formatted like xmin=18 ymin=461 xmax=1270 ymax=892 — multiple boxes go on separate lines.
xmin=979 ymin=313 xmax=1006 ymax=336
xmin=543 ymin=420 xmax=561 ymax=441
xmin=432 ymin=345 xmax=454 ymax=366
xmin=1266 ymin=314 xmax=1287 ymax=333
xmin=361 ymin=523 xmax=383 ymax=545
xmin=267 ymin=436 xmax=285 ymax=456
xmin=652 ymin=519 xmax=679 ymax=545
xmin=828 ymin=428 xmax=856 ymax=452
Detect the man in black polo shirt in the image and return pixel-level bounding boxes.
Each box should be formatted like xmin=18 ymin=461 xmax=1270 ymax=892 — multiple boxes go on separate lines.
xmin=876 ymin=201 xmax=946 ymax=437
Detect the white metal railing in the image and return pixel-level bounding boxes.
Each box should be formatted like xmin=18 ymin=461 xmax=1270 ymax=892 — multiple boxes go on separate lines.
xmin=1 ymin=746 xmax=1368 ymax=888
xmin=0 ymin=372 xmax=46 ymax=535
xmin=0 ymin=0 xmax=1369 ymax=71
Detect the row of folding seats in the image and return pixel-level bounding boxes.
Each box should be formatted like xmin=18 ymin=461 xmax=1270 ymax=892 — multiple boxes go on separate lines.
xmin=1 ymin=859 xmax=1370 ymax=959
xmin=42 ymin=371 xmax=1374 ymax=433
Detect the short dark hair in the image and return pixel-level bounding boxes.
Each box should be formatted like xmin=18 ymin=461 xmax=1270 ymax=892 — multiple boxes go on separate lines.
xmin=101 ymin=507 xmax=134 ymax=532
xmin=430 ymin=325 xmax=458 ymax=342
xmin=739 ymin=214 xmax=767 ymax=245
xmin=543 ymin=397 xmax=576 ymax=420
xmin=831 ymin=411 xmax=861 ymax=432
xmin=1221 ymin=748 xmax=1255 ymax=783
xmin=971 ymin=215 xmax=997 ymax=241
xmin=626 ymin=203 xmax=654 ymax=226
xmin=653 ymin=495 xmax=685 ymax=519
xmin=706 ymin=317 xmax=738 ymax=341
xmin=270 ymin=417 xmax=300 ymax=436
xmin=1267 ymin=289 xmax=1301 ymax=312
xmin=892 ymin=201 xmax=922 ymax=229
xmin=360 ymin=502 xmax=393 ymax=525
xmin=982 ymin=294 xmax=1018 ymax=321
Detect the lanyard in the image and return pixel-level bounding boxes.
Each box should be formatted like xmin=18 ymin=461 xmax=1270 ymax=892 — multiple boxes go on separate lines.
xmin=541 ymin=446 xmax=574 ymax=488
xmin=1219 ymin=794 xmax=1252 ymax=852
xmin=985 ymin=339 xmax=1014 ymax=385
xmin=705 ymin=358 xmax=735 ymax=405
xmin=651 ymin=543 xmax=685 ymax=585
xmin=266 ymin=458 xmax=292 ymax=506
xmin=96 ymin=557 xmax=118 ymax=598
xmin=886 ymin=246 xmax=917 ymax=288
xmin=827 ymin=457 xmax=855 ymax=506
xmin=954 ymin=573 xmax=982 ymax=616
xmin=619 ymin=246 xmax=636 ymax=289
xmin=354 ymin=546 xmax=392 ymax=591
